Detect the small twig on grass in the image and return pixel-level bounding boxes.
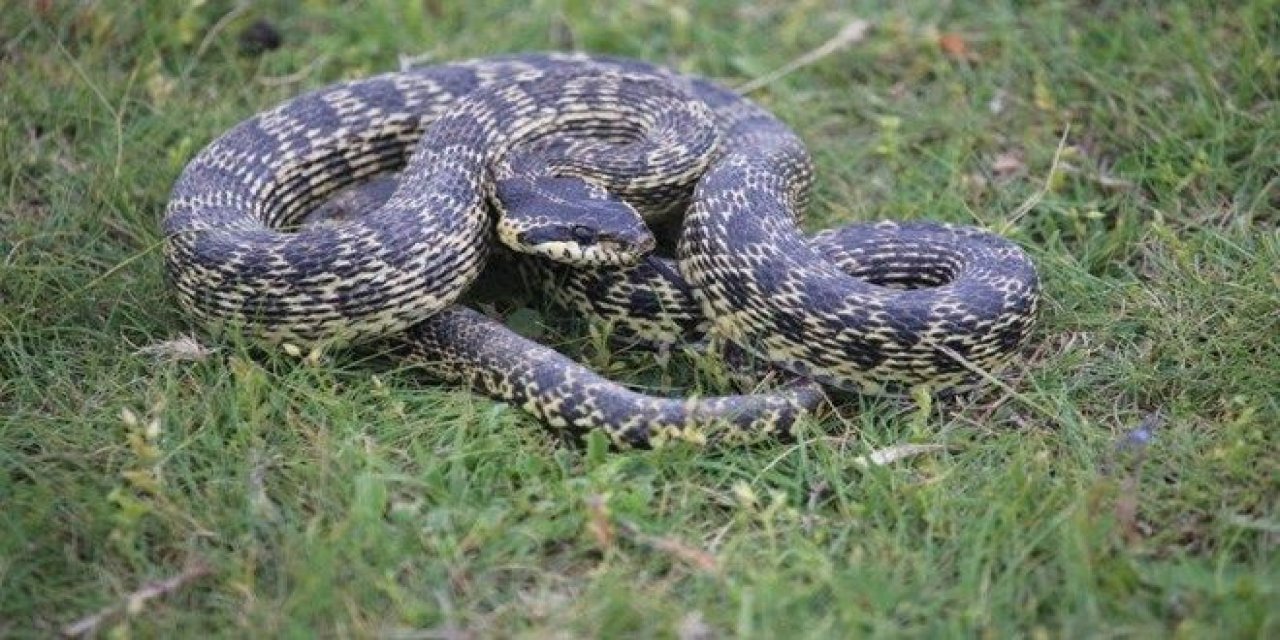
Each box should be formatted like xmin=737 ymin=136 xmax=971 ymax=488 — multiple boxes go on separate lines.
xmin=256 ymin=55 xmax=330 ymax=87
xmin=936 ymin=345 xmax=1061 ymax=425
xmin=968 ymin=339 xmax=1054 ymax=426
xmin=736 ymin=18 xmax=872 ymax=95
xmin=584 ymin=494 xmax=616 ymax=550
xmin=616 ymin=520 xmax=719 ymax=574
xmin=851 ymin=443 xmax=954 ymax=469
xmin=1004 ymin=124 xmax=1072 ymax=228
xmin=192 ymin=3 xmax=252 ymax=65
xmin=586 ymin=495 xmax=716 ymax=572
xmin=61 ymin=562 xmax=213 ymax=638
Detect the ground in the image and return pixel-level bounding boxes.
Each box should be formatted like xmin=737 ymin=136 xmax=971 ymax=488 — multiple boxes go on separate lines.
xmin=1 ymin=1 xmax=1276 ymax=637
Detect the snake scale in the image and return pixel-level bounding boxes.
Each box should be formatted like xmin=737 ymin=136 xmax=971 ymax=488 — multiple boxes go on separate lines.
xmin=164 ymin=53 xmax=1040 ymax=447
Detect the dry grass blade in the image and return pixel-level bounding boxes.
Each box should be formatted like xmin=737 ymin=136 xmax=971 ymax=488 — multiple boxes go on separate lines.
xmin=1004 ymin=124 xmax=1071 ymax=228
xmin=61 ymin=562 xmax=213 ymax=638
xmin=737 ymin=18 xmax=871 ymax=95
xmin=852 ymin=443 xmax=952 ymax=469
xmin=617 ymin=521 xmax=718 ymax=574
xmin=133 ymin=334 xmax=215 ymax=362
xmin=585 ymin=494 xmax=616 ymax=550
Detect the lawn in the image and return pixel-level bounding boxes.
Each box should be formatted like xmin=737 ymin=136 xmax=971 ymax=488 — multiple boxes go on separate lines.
xmin=2 ymin=0 xmax=1276 ymax=637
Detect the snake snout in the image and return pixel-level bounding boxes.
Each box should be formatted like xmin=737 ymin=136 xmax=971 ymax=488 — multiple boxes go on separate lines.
xmin=495 ymin=174 xmax=655 ymax=267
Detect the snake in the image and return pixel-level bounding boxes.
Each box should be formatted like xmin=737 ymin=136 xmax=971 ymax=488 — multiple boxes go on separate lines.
xmin=163 ymin=53 xmax=1040 ymax=447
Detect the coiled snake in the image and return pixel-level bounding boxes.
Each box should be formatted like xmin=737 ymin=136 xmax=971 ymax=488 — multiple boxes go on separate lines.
xmin=164 ymin=53 xmax=1040 ymax=447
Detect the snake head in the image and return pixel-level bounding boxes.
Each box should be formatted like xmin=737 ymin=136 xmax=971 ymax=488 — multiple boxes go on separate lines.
xmin=494 ymin=175 xmax=656 ymax=267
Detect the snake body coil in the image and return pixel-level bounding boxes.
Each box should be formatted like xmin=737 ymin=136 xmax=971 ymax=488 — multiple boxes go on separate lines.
xmin=164 ymin=53 xmax=1040 ymax=446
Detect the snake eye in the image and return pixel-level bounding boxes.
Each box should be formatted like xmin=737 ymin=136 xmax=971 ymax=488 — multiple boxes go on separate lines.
xmin=571 ymin=225 xmax=595 ymax=242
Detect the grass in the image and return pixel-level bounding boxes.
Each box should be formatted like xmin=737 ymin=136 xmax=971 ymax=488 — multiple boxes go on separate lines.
xmin=2 ymin=0 xmax=1277 ymax=636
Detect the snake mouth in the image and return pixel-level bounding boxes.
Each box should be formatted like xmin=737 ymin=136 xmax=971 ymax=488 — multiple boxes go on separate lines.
xmin=512 ymin=223 xmax=656 ymax=267
xmin=609 ymin=231 xmax=657 ymax=257
xmin=519 ymin=238 xmax=650 ymax=267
